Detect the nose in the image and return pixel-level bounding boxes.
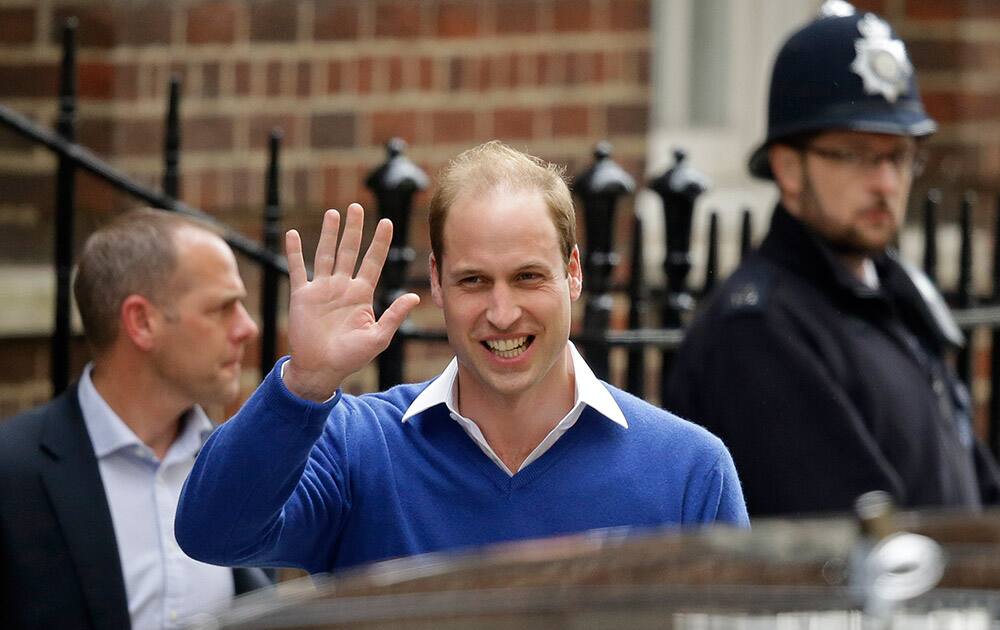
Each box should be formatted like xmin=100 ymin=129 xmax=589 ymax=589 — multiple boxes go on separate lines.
xmin=232 ymin=302 xmax=260 ymax=343
xmin=869 ymin=158 xmax=903 ymax=196
xmin=485 ymin=284 xmax=522 ymax=331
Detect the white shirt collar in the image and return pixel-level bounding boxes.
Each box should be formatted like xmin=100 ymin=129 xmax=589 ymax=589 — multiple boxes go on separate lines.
xmin=78 ymin=363 xmax=214 ymax=462
xmin=401 ymin=342 xmax=627 ymax=428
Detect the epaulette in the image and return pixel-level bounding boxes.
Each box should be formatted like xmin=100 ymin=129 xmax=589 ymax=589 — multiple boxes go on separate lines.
xmin=717 ymin=268 xmax=773 ymax=317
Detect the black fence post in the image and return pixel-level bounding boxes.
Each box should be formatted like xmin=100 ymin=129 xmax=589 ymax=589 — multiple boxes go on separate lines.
xmin=648 ymin=149 xmax=708 ymax=403
xmin=956 ymin=191 xmax=975 ymax=388
xmin=625 ymin=211 xmax=646 ymax=396
xmin=366 ymin=139 xmax=428 ymax=390
xmin=162 ymin=76 xmax=181 ymax=200
xmin=922 ymin=188 xmax=940 ymax=284
xmin=702 ymin=211 xmax=719 ymax=296
xmin=260 ymin=130 xmax=283 ymax=373
xmin=574 ymin=142 xmax=636 ymax=382
xmin=51 ymin=18 xmax=78 ymax=396
xmin=740 ymin=207 xmax=753 ymax=261
xmin=990 ymin=192 xmax=1000 ymax=458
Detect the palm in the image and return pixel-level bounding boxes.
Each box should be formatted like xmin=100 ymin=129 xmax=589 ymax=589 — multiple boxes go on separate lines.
xmin=284 ymin=203 xmax=419 ymax=401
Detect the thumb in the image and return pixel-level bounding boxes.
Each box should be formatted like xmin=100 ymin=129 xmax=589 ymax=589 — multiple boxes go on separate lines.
xmin=375 ymin=293 xmax=420 ymax=344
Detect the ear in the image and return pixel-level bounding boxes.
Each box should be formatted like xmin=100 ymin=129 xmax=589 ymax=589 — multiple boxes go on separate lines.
xmin=429 ymin=253 xmax=444 ymax=308
xmin=567 ymin=246 xmax=583 ymax=301
xmin=119 ymin=294 xmax=159 ymax=352
xmin=769 ymin=144 xmax=805 ymax=215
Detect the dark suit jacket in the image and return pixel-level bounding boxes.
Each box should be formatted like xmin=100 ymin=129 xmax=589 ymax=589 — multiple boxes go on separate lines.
xmin=0 ymin=384 xmax=270 ymax=629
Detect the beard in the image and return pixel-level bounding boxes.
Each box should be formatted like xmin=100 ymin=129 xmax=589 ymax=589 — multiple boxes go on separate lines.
xmin=799 ymin=171 xmax=898 ymax=258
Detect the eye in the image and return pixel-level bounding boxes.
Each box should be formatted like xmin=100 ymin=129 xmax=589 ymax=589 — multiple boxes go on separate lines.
xmin=458 ymin=275 xmax=483 ymax=286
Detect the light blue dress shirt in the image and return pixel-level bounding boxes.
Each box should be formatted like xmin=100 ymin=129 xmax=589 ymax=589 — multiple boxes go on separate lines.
xmin=78 ymin=364 xmax=234 ymax=629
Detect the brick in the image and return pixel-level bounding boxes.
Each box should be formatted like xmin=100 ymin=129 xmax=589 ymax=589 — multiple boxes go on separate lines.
xmin=117 ymin=118 xmax=162 ymax=156
xmin=293 ymin=168 xmax=310 ymax=207
xmin=436 ymin=1 xmax=479 ymax=38
xmin=52 ymin=6 xmax=116 ymax=48
xmin=250 ymin=0 xmax=298 ymax=42
xmin=551 ymin=105 xmax=589 ymax=137
xmin=483 ymin=55 xmax=510 ymax=90
xmin=906 ymin=39 xmax=960 ymax=72
xmin=0 ymin=124 xmax=35 ymax=151
xmin=418 ymin=57 xmax=435 ymax=90
xmin=116 ymin=63 xmax=139 ymax=100
xmin=496 ymin=0 xmax=540 ymax=33
xmin=266 ymin=61 xmax=283 ymax=96
xmin=906 ymin=0 xmax=961 ymax=20
xmin=235 ymin=61 xmax=252 ymax=95
xmin=119 ymin=5 xmax=172 ymax=46
xmin=202 ymin=62 xmax=221 ymax=98
xmin=311 ymin=112 xmax=357 ymax=148
xmin=327 ymin=61 xmax=344 ymax=93
xmin=77 ymin=169 xmax=126 ymax=213
xmin=198 ymin=169 xmax=221 ymax=211
xmin=322 ymin=166 xmax=342 ymax=200
xmin=375 ymin=1 xmax=422 ymax=38
xmin=0 ymin=173 xmax=51 ymax=207
xmin=78 ymin=62 xmax=115 ymax=100
xmin=315 ymin=2 xmax=360 ymax=40
xmin=493 ymin=107 xmax=534 ymax=139
xmin=606 ymin=103 xmax=648 ymax=136
xmin=431 ymin=109 xmax=475 ymax=144
xmin=851 ymin=0 xmax=887 ymax=13
xmin=0 ymin=8 xmax=36 ymax=44
xmin=232 ymin=168 xmax=265 ymax=209
xmin=608 ymin=0 xmax=650 ymax=31
xmin=358 ymin=57 xmax=374 ymax=94
xmin=553 ymin=0 xmax=592 ymax=32
xmin=250 ymin=114 xmax=298 ymax=149
xmin=387 ymin=57 xmax=404 ymax=92
xmin=187 ymin=2 xmax=239 ymax=44
xmin=564 ymin=52 xmax=589 ymax=85
xmin=372 ymin=110 xmax=418 ymax=144
xmin=185 ymin=115 xmax=234 ymax=151
xmin=0 ymin=63 xmax=58 ymax=98
xmin=77 ymin=116 xmax=115 ymax=155
xmin=921 ymin=91 xmax=958 ymax=124
xmin=296 ymin=62 xmax=311 ymax=97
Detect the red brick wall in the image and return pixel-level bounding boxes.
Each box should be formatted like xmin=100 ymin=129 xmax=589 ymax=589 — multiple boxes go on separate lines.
xmin=0 ymin=0 xmax=651 ymax=414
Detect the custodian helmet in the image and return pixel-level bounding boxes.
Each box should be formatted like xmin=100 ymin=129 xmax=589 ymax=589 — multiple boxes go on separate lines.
xmin=748 ymin=6 xmax=936 ymax=179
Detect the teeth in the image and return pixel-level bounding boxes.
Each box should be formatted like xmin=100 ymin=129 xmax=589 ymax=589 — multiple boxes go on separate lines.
xmin=484 ymin=336 xmax=529 ymax=358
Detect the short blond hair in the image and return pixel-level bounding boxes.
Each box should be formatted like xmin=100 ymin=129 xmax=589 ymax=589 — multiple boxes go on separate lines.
xmin=428 ymin=141 xmax=576 ymax=271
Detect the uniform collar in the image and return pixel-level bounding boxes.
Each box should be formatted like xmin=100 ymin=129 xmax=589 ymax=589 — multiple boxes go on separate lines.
xmin=78 ymin=363 xmax=213 ymax=461
xmin=401 ymin=342 xmax=628 ymax=428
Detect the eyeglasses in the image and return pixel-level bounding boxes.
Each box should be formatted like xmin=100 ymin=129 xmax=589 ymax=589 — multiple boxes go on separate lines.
xmin=803 ymin=144 xmax=925 ymax=175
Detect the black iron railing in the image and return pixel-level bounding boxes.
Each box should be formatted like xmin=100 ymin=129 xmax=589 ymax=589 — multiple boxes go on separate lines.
xmin=3 ymin=20 xmax=1000 ymax=459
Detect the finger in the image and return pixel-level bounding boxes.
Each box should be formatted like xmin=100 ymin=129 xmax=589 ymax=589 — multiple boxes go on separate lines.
xmin=376 ymin=292 xmax=420 ymax=344
xmin=285 ymin=229 xmax=307 ymax=290
xmin=357 ymin=218 xmax=393 ymax=288
xmin=313 ymin=209 xmax=341 ymax=278
xmin=334 ymin=203 xmax=365 ymax=278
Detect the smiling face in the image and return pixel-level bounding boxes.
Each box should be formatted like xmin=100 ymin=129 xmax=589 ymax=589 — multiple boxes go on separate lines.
xmin=149 ymin=226 xmax=259 ymax=407
xmin=430 ymin=185 xmax=582 ymax=406
xmin=772 ymin=130 xmax=915 ymax=256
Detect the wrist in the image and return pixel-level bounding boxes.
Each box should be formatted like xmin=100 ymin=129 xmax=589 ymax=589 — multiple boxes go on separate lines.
xmin=281 ymin=360 xmax=342 ymax=403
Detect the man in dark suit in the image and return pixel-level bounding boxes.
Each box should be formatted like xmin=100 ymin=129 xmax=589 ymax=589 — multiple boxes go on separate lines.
xmin=0 ymin=208 xmax=268 ymax=629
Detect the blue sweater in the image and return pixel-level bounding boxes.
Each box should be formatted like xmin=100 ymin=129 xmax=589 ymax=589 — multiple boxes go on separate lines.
xmin=176 ymin=359 xmax=748 ymax=573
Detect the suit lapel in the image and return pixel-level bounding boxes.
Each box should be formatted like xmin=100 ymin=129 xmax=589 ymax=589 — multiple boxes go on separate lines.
xmin=40 ymin=386 xmax=131 ymax=630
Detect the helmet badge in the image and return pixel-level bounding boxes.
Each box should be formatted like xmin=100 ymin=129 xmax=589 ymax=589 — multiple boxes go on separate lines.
xmin=850 ymin=13 xmax=913 ymax=103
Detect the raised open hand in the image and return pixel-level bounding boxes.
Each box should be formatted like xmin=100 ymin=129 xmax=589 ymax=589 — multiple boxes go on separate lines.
xmin=283 ymin=203 xmax=420 ymax=402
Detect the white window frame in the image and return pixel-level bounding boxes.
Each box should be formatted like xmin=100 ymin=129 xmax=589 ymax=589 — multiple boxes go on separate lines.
xmin=640 ymin=0 xmax=818 ymax=285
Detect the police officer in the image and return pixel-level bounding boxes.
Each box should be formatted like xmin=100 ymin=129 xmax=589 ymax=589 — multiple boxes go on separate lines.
xmin=666 ymin=3 xmax=1000 ymax=517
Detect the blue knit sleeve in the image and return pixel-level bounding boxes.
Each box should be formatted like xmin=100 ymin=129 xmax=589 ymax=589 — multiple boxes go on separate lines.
xmin=176 ymin=357 xmax=349 ymax=573
xmin=687 ymin=446 xmax=750 ymax=527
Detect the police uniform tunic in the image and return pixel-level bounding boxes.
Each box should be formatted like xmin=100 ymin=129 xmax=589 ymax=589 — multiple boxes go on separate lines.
xmin=666 ymin=204 xmax=1000 ymax=516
